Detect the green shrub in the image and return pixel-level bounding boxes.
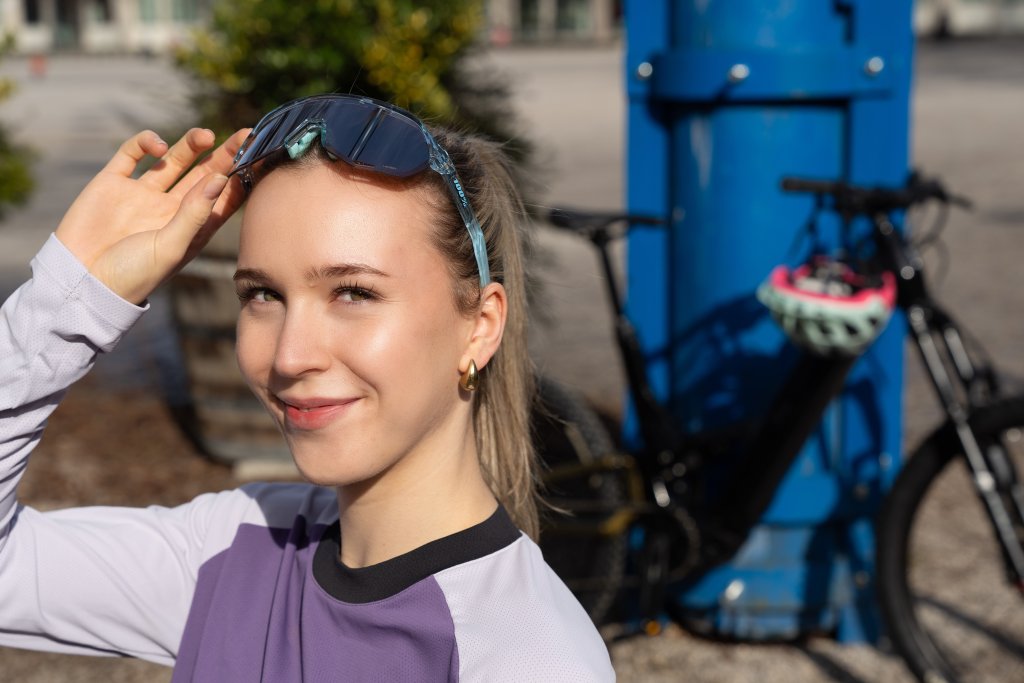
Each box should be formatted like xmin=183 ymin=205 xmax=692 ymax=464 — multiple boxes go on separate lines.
xmin=176 ymin=0 xmax=526 ymax=157
xmin=0 ymin=37 xmax=34 ymax=219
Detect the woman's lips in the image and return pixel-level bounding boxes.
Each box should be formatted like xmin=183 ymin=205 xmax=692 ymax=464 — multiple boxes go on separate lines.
xmin=279 ymin=398 xmax=359 ymax=431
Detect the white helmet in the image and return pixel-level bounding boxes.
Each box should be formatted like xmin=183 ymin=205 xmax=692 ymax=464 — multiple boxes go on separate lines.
xmin=757 ymin=257 xmax=897 ymax=357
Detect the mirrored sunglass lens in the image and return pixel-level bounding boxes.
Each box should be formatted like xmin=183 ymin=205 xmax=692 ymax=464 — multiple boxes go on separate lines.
xmin=239 ymin=97 xmax=430 ymax=179
xmin=237 ymin=124 xmax=279 ymax=165
xmin=320 ymin=104 xmax=428 ymax=177
xmin=353 ymin=111 xmax=430 ymax=177
xmin=320 ymin=99 xmax=383 ymax=160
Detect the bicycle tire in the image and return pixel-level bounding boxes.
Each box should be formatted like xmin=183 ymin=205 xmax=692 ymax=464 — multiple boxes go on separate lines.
xmin=877 ymin=396 xmax=1024 ymax=683
xmin=533 ymin=375 xmax=628 ymax=626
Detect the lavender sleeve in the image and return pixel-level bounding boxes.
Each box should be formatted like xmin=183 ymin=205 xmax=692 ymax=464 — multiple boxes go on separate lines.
xmin=0 ymin=236 xmax=238 ymax=665
xmin=0 ymin=235 xmax=146 ymax=527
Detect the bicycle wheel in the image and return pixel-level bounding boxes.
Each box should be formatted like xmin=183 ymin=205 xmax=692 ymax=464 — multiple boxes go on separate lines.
xmin=533 ymin=375 xmax=629 ymax=626
xmin=877 ymin=396 xmax=1024 ymax=683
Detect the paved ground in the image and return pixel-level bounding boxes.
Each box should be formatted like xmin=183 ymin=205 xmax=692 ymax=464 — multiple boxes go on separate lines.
xmin=1 ymin=38 xmax=1023 ymax=681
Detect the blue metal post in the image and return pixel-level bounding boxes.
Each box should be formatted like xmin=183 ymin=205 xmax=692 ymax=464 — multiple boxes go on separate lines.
xmin=624 ymin=1 xmax=914 ymax=641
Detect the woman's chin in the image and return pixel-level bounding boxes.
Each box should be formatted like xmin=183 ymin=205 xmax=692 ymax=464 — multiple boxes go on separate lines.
xmin=290 ymin=457 xmax=350 ymax=488
xmin=286 ymin=444 xmax=378 ymax=489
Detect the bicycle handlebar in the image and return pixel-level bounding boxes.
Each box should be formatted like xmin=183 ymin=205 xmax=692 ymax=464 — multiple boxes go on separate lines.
xmin=781 ymin=173 xmax=972 ymax=215
xmin=551 ymin=173 xmax=970 ymax=240
xmin=547 ymin=207 xmax=665 ymax=241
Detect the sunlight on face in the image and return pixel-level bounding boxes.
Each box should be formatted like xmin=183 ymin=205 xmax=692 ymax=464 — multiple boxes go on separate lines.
xmin=234 ymin=163 xmax=475 ymax=488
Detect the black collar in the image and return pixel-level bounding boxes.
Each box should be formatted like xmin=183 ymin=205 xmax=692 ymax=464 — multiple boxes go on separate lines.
xmin=312 ymin=505 xmax=521 ymax=603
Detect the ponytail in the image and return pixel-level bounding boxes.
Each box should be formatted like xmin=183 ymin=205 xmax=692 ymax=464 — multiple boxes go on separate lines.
xmin=425 ymin=129 xmax=539 ymax=539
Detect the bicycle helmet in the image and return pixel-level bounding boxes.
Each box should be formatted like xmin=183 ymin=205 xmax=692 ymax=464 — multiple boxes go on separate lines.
xmin=757 ymin=257 xmax=897 ymax=357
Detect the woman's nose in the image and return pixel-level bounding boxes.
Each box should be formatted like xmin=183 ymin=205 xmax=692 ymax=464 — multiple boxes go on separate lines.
xmin=272 ymin=310 xmax=332 ymax=378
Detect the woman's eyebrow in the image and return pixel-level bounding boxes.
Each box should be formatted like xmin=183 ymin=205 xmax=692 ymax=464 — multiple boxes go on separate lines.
xmin=232 ymin=264 xmax=388 ymax=284
xmin=305 ymin=264 xmax=389 ymax=281
xmin=233 ymin=267 xmax=270 ymax=283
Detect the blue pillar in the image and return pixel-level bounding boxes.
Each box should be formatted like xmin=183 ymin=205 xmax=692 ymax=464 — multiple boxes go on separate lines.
xmin=625 ymin=1 xmax=914 ymax=641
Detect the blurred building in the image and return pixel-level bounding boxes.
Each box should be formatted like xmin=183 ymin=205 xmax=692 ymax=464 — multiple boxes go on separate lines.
xmin=485 ymin=0 xmax=622 ymax=44
xmin=0 ymin=0 xmax=210 ymax=53
xmin=2 ymin=0 xmax=1023 ymax=55
xmin=0 ymin=0 xmax=623 ymax=54
xmin=915 ymin=0 xmax=1024 ymax=37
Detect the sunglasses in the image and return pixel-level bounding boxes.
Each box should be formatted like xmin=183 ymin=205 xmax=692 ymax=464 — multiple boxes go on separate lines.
xmin=229 ymin=94 xmax=491 ymax=286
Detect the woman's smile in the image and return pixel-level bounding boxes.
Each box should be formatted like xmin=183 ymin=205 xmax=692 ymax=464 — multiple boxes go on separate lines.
xmin=276 ymin=395 xmax=362 ymax=431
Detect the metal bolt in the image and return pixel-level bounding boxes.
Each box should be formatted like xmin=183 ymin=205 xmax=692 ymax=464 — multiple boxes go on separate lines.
xmin=652 ymin=480 xmax=670 ymax=508
xmin=854 ymin=571 xmax=870 ymax=588
xmin=636 ymin=61 xmax=654 ymax=80
xmin=722 ymin=579 xmax=745 ymax=603
xmin=900 ymin=265 xmax=915 ymax=280
xmin=727 ymin=63 xmax=750 ymax=83
xmin=865 ymin=56 xmax=885 ymax=76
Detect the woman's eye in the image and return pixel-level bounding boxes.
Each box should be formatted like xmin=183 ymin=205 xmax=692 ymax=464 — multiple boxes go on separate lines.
xmin=238 ymin=287 xmax=280 ymax=304
xmin=338 ymin=287 xmax=374 ymax=303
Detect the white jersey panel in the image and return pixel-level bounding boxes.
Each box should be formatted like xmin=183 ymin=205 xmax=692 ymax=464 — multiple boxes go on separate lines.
xmin=435 ymin=535 xmax=615 ymax=682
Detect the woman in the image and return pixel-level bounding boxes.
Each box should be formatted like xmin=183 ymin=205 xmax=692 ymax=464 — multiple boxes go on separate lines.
xmin=0 ymin=95 xmax=614 ymax=681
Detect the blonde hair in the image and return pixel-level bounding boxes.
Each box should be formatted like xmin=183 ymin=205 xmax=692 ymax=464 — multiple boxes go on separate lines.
xmin=422 ymin=128 xmax=539 ymax=539
xmin=251 ymin=131 xmax=539 ymax=539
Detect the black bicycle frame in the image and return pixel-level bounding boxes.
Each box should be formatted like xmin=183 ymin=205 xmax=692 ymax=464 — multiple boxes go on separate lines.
xmin=553 ymin=187 xmax=1024 ymax=585
xmin=590 ymin=207 xmax=1024 ymax=580
xmin=587 ymin=225 xmax=859 ymax=564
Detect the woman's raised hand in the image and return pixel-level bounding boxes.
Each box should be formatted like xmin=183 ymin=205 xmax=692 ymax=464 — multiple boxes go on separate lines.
xmin=54 ymin=127 xmax=250 ymax=304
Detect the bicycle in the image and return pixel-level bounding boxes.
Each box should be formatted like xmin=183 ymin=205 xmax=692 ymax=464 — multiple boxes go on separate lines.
xmin=531 ymin=172 xmax=1024 ymax=683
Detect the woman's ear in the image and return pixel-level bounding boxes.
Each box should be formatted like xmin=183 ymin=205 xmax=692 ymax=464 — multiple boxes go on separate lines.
xmin=458 ymin=282 xmax=507 ymax=375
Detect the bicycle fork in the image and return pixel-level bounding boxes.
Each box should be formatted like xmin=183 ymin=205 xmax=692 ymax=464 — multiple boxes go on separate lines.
xmin=877 ymin=212 xmax=1024 ymax=591
xmin=907 ymin=304 xmax=1024 ymax=591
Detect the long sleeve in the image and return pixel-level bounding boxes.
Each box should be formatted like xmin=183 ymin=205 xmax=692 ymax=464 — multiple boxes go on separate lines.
xmin=0 ymin=233 xmax=146 ymax=536
xmin=0 ymin=235 xmax=199 ymax=664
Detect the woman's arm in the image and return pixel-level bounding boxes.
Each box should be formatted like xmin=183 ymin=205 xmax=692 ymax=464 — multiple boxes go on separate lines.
xmin=0 ymin=128 xmax=248 ymax=662
xmin=0 ymin=235 xmax=147 ymax=534
xmin=1 ymin=126 xmax=247 ymax=542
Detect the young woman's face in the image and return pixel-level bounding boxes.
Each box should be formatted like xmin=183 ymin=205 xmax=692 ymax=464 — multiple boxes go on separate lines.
xmin=235 ymin=163 xmax=475 ymax=486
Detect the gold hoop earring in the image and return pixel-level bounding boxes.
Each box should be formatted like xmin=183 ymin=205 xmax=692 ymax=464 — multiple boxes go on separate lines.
xmin=460 ymin=360 xmax=479 ymax=392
